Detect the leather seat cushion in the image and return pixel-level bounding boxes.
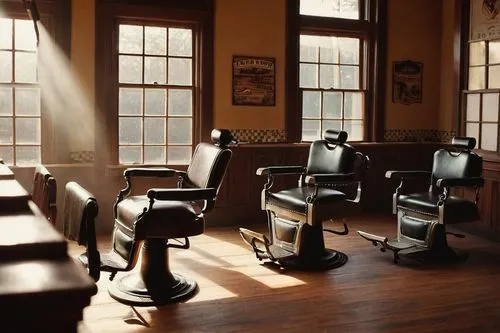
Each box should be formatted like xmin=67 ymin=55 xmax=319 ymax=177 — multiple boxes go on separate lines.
xmin=398 ymin=192 xmax=479 ymax=224
xmin=116 ymin=195 xmax=204 ymax=239
xmin=267 ymin=187 xmax=346 ymax=213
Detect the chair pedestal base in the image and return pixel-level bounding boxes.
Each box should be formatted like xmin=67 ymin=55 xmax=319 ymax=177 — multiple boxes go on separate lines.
xmin=398 ymin=246 xmax=468 ymax=264
xmin=108 ymin=239 xmax=197 ymax=306
xmin=278 ymin=248 xmax=348 ymax=270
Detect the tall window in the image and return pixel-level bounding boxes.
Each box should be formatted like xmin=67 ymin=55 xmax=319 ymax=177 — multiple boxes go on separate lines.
xmin=118 ymin=23 xmax=194 ymax=165
xmin=0 ymin=18 xmax=41 ymax=165
xmin=464 ymin=40 xmax=499 ymax=152
xmin=464 ymin=1 xmax=500 ymax=153
xmin=299 ymin=0 xmax=367 ymax=142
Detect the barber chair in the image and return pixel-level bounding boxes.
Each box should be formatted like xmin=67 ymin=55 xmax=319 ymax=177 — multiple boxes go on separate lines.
xmin=64 ymin=129 xmax=234 ymax=305
xmin=31 ymin=165 xmax=57 ymax=225
xmin=239 ymin=130 xmax=369 ymax=270
xmin=358 ymin=137 xmax=484 ymax=264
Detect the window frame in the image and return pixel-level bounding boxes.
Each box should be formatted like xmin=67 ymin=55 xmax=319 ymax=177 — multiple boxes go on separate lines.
xmin=0 ymin=0 xmax=71 ymax=165
xmin=95 ymin=0 xmax=214 ymax=167
xmin=285 ymin=0 xmax=387 ymax=143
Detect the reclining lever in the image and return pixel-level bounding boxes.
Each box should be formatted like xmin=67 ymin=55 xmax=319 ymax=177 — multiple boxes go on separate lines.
xmin=324 ymin=221 xmax=349 ymax=236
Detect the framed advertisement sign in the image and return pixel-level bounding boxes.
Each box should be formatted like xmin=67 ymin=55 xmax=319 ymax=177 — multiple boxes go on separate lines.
xmin=470 ymin=0 xmax=500 ymax=40
xmin=232 ymin=55 xmax=276 ymax=106
xmin=392 ymin=60 xmax=423 ymax=105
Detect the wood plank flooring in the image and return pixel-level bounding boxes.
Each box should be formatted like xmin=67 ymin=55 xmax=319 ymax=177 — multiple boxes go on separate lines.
xmin=74 ymin=214 xmax=500 ymax=333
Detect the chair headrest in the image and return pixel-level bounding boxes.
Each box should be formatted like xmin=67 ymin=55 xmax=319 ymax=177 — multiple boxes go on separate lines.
xmin=324 ymin=129 xmax=348 ymax=144
xmin=452 ymin=136 xmax=476 ymax=150
xmin=211 ymin=129 xmax=235 ymax=147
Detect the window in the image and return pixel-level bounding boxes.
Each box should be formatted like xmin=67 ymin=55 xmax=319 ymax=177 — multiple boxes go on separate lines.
xmin=291 ymin=0 xmax=382 ymax=142
xmin=95 ymin=1 xmax=214 ymax=167
xmin=0 ymin=18 xmax=41 ymax=165
xmin=300 ymin=34 xmax=364 ymax=141
xmin=117 ymin=23 xmax=194 ymax=164
xmin=463 ymin=40 xmax=500 ymax=152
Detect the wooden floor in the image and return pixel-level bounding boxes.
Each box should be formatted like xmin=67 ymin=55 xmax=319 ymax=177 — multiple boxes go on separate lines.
xmin=74 ymin=214 xmax=500 ymax=333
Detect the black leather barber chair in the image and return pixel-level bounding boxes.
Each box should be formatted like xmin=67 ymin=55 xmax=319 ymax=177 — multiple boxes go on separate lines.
xmin=358 ymin=137 xmax=484 ymax=264
xmin=240 ymin=130 xmax=369 ymax=270
xmin=64 ymin=129 xmax=234 ymax=306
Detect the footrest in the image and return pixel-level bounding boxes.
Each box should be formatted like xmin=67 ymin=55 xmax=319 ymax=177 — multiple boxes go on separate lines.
xmin=239 ymin=228 xmax=270 ymax=248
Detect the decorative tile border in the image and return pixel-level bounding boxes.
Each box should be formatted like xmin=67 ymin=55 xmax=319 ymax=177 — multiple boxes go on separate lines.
xmin=230 ymin=129 xmax=287 ymax=143
xmin=384 ymin=129 xmax=455 ymax=143
xmin=69 ymin=151 xmax=94 ymax=163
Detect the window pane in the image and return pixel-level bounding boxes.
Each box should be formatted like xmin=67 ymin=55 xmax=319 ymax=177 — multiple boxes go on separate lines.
xmin=167 ymin=146 xmax=191 ymax=165
xmin=0 ymin=19 xmax=12 ymax=49
xmin=466 ymin=94 xmax=480 ymax=121
xmin=119 ymin=55 xmax=143 ymax=83
xmin=323 ymin=91 xmax=342 ymax=119
xmin=339 ymin=38 xmax=359 ymax=65
xmin=0 ymin=88 xmax=13 ymax=116
xmin=119 ymin=88 xmax=142 ymax=115
xmin=300 ymin=63 xmax=318 ymax=88
xmin=340 ymin=65 xmax=359 ymax=89
xmin=168 ymin=89 xmax=192 ymax=116
xmin=342 ymin=120 xmax=363 ymax=141
xmin=300 ymin=35 xmax=320 ymax=62
xmin=319 ymin=64 xmax=338 ymax=89
xmin=300 ymin=0 xmax=359 ymax=19
xmin=466 ymin=123 xmax=479 ymax=142
xmin=144 ymin=146 xmax=166 ymax=164
xmin=15 ymin=118 xmax=40 ymax=144
xmin=168 ymin=58 xmax=192 ymax=85
xmin=119 ymin=25 xmax=143 ymax=54
xmin=0 ymin=118 xmax=13 ymax=144
xmin=119 ymin=117 xmax=142 ymax=144
xmin=168 ymin=118 xmax=192 ymax=144
xmin=469 ymin=41 xmax=486 ymax=66
xmin=145 ymin=89 xmax=166 ymax=116
xmin=302 ymin=91 xmax=321 ymax=118
xmin=144 ymin=117 xmax=165 ymax=144
xmin=344 ymin=92 xmax=363 ymax=119
xmin=15 ymin=87 xmax=40 ymax=116
xmin=168 ymin=28 xmax=192 ymax=57
xmin=119 ymin=146 xmax=142 ymax=164
xmin=14 ymin=20 xmax=37 ymax=51
xmin=481 ymin=123 xmax=498 ymax=151
xmin=16 ymin=146 xmax=40 ymax=166
xmin=302 ymin=119 xmax=321 ymax=141
xmin=488 ymin=65 xmax=500 ymax=88
xmin=319 ymin=37 xmax=339 ymax=64
xmin=15 ymin=52 xmax=37 ymax=83
xmin=468 ymin=67 xmax=485 ymax=90
xmin=489 ymin=40 xmax=500 ymax=64
xmin=145 ymin=27 xmax=166 ymax=55
xmin=144 ymin=57 xmax=166 ymax=84
xmin=483 ymin=93 xmax=499 ymax=122
xmin=0 ymin=147 xmax=13 ymax=165
xmin=0 ymin=51 xmax=13 ymax=82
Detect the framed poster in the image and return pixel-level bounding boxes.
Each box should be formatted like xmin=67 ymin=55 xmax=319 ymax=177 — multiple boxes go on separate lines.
xmin=232 ymin=55 xmax=276 ymax=106
xmin=392 ymin=60 xmax=423 ymax=105
xmin=470 ymin=0 xmax=500 ymax=40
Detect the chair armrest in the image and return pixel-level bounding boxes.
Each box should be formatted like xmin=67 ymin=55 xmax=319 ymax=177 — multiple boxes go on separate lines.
xmin=385 ymin=170 xmax=431 ymax=179
xmin=124 ymin=168 xmax=178 ymax=178
xmin=305 ymin=173 xmax=356 ymax=185
xmin=256 ymin=166 xmax=306 ymax=176
xmin=147 ymin=187 xmax=217 ymax=201
xmin=436 ymin=177 xmax=484 ymax=188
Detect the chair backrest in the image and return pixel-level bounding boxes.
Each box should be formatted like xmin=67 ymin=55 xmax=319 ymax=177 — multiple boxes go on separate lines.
xmin=306 ymin=129 xmax=357 ymax=175
xmin=182 ymin=129 xmax=234 ymax=210
xmin=31 ymin=164 xmax=57 ymax=225
xmin=431 ymin=136 xmax=483 ymax=186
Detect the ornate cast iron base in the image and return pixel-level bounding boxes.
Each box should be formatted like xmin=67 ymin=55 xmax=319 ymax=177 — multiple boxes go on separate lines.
xmin=108 ymin=239 xmax=197 ymax=306
xmin=278 ymin=248 xmax=348 ymax=270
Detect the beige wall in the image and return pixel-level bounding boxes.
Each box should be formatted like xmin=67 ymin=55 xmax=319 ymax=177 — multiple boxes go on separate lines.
xmin=213 ymin=0 xmax=286 ymax=129
xmin=439 ymin=0 xmax=456 ymax=131
xmin=385 ymin=0 xmax=443 ymax=130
